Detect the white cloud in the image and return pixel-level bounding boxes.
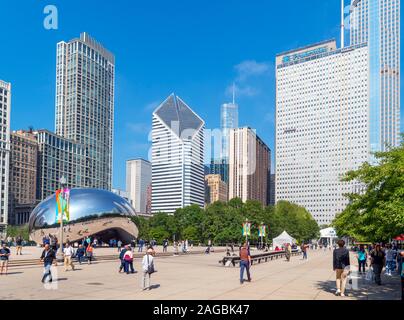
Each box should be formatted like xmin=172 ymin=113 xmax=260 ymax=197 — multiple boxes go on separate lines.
xmin=235 ymin=60 xmax=271 ymax=81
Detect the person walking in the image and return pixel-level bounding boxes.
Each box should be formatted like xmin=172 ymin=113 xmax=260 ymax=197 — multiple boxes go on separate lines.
xmin=86 ymin=244 xmax=94 ymax=264
xmin=333 ymin=240 xmax=351 ymax=297
xmin=385 ymin=244 xmax=396 ymax=276
xmin=285 ymin=243 xmax=292 ymax=262
xmin=141 ymin=247 xmax=155 ymax=290
xmin=123 ymin=246 xmax=135 ymax=274
xmin=40 ymin=244 xmax=57 ymax=283
xmin=370 ymin=244 xmax=385 ymax=285
xmin=0 ymin=243 xmax=11 ymax=275
xmin=15 ymin=236 xmax=23 ymax=255
xmin=399 ymin=251 xmax=404 ymax=301
xmin=117 ymin=240 xmax=122 ymax=253
xmin=138 ymin=239 xmax=144 ymax=253
xmin=239 ymin=242 xmax=252 ymax=284
xmin=357 ymin=245 xmax=367 ymax=274
xmin=63 ymin=243 xmax=75 ymax=271
xmin=162 ymin=239 xmax=168 ymax=253
xmin=302 ymin=243 xmax=309 ymax=260
xmin=76 ymin=244 xmax=85 ymax=265
xmin=119 ymin=245 xmax=128 ymax=273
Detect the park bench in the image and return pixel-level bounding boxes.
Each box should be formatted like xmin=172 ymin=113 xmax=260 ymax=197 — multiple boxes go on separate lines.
xmin=219 ymin=250 xmax=300 ymax=267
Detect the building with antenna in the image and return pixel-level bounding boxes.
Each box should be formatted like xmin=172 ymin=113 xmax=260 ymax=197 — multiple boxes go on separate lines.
xmin=210 ymin=84 xmax=238 ymax=186
xmin=275 ymin=0 xmax=400 ymax=224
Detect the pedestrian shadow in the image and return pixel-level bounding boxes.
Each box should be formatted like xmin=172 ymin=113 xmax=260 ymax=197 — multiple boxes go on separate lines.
xmin=55 ymin=278 xmax=68 ymax=282
xmin=149 ymin=284 xmax=160 ymax=290
xmin=2 ymin=272 xmax=23 ymax=275
xmin=315 ymin=274 xmax=401 ymax=300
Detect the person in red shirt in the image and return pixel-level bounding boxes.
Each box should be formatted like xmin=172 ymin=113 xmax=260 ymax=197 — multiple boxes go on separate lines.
xmin=239 ymin=242 xmax=251 ymax=284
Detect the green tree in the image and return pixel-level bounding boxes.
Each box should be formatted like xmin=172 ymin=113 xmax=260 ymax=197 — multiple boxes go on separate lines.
xmin=333 ymin=137 xmax=404 ymax=242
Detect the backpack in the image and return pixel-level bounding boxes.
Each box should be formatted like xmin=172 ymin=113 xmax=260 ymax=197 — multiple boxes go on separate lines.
xmin=358 ymin=251 xmax=366 ymax=261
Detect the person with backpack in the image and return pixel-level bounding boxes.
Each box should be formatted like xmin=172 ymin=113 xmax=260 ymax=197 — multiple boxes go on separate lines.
xmin=356 ymin=245 xmax=367 ymax=274
xmin=123 ymin=246 xmax=135 ymax=274
xmin=333 ymin=239 xmax=351 ymax=297
xmin=162 ymin=239 xmax=168 ymax=253
xmin=239 ymin=242 xmax=252 ymax=284
xmin=370 ymin=244 xmax=385 ymax=285
xmin=399 ymin=251 xmax=404 ymax=301
xmin=141 ymin=246 xmax=155 ymax=290
xmin=76 ymin=244 xmax=85 ymax=265
xmin=119 ymin=245 xmax=128 ymax=273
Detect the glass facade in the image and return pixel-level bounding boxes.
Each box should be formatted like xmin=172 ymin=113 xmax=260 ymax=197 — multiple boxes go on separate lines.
xmin=350 ymin=0 xmax=401 ymax=152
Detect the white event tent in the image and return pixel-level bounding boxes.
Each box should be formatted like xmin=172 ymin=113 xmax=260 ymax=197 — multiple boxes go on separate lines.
xmin=272 ymin=231 xmax=296 ymax=248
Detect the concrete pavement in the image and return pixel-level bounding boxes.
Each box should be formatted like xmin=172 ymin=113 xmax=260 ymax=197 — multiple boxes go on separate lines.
xmin=0 ymin=249 xmax=401 ymax=300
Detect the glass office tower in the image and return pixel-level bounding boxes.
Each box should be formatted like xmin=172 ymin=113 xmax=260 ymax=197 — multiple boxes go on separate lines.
xmin=350 ymin=0 xmax=401 ymax=151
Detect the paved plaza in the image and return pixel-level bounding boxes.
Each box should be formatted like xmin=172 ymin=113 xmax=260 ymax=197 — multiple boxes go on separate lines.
xmin=1 ymin=249 xmax=401 ymax=300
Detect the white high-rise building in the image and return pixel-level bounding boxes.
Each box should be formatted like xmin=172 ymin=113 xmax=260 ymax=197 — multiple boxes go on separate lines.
xmin=151 ymin=94 xmax=205 ymax=214
xmin=0 ymin=80 xmax=11 ymax=236
xmin=350 ymin=0 xmax=400 ymax=151
xmin=275 ymin=40 xmax=369 ymax=225
xmin=55 ymin=32 xmax=115 ymax=190
xmin=126 ymin=159 xmax=151 ymax=214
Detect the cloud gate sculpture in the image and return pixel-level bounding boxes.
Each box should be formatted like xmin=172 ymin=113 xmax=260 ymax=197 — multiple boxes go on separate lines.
xmin=29 ymin=188 xmax=139 ymax=244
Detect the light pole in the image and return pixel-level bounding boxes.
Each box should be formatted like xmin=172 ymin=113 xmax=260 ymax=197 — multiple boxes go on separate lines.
xmin=58 ymin=175 xmax=67 ymax=257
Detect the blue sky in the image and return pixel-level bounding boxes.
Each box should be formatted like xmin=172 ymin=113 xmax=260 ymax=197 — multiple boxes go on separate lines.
xmin=1 ymin=0 xmax=403 ymax=190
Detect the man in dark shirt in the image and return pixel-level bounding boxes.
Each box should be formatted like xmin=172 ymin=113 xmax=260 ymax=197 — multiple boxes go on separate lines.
xmin=0 ymin=243 xmax=11 ymax=275
xmin=16 ymin=236 xmax=23 ymax=255
xmin=239 ymin=242 xmax=251 ymax=284
xmin=371 ymin=244 xmax=385 ymax=285
xmin=333 ymin=240 xmax=350 ymax=297
xmin=40 ymin=244 xmax=57 ymax=283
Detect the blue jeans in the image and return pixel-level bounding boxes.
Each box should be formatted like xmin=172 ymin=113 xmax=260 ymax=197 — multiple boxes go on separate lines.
xmin=240 ymin=260 xmax=251 ymax=283
xmin=42 ymin=263 xmax=52 ymax=282
xmin=358 ymin=260 xmax=366 ymax=273
xmin=124 ymin=260 xmax=135 ymax=273
xmin=77 ymin=256 xmax=84 ymax=264
xmin=386 ymin=260 xmax=394 ymax=274
xmin=303 ymin=251 xmax=307 ymax=259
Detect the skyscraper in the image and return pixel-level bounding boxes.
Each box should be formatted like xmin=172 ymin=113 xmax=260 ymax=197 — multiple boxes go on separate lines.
xmin=229 ymin=127 xmax=270 ymax=206
xmin=350 ymin=0 xmax=400 ymax=151
xmin=275 ymin=40 xmax=369 ymax=225
xmin=126 ymin=158 xmax=151 ymax=214
xmin=205 ymin=174 xmax=228 ymax=205
xmin=55 ymin=32 xmax=115 ymax=190
xmin=35 ymin=129 xmax=86 ymax=200
xmin=152 ymin=94 xmax=205 ymax=214
xmin=0 ymin=80 xmax=10 ymax=236
xmin=8 ymin=130 xmax=38 ymax=225
xmin=210 ymin=90 xmax=239 ymax=184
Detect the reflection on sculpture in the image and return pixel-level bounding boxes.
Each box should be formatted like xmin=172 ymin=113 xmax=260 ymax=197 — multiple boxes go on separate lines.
xmin=29 ymin=188 xmax=139 ymax=244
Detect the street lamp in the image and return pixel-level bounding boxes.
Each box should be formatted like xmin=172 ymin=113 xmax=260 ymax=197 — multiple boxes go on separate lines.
xmin=58 ymin=175 xmax=67 ymax=257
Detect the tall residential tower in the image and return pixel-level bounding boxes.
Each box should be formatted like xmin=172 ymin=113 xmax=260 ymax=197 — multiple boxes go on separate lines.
xmin=126 ymin=159 xmax=152 ymax=214
xmin=56 ymin=32 xmax=115 ymax=190
xmin=0 ymin=80 xmax=10 ymax=236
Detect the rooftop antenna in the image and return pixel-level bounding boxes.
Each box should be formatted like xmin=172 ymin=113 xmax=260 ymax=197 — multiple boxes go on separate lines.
xmin=341 ymin=0 xmax=345 ymax=48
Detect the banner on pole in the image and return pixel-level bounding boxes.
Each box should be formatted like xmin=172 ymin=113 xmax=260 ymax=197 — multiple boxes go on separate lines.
xmin=55 ymin=188 xmax=70 ymax=223
xmin=242 ymin=222 xmax=251 ymax=236
xmin=258 ymin=225 xmax=266 ymax=237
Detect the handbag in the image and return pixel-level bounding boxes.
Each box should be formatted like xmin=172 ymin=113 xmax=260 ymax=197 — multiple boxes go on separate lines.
xmin=147 ymin=255 xmax=155 ymax=274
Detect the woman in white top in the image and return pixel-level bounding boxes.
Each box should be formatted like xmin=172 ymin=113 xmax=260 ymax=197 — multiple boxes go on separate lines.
xmin=142 ymin=247 xmax=155 ymax=290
